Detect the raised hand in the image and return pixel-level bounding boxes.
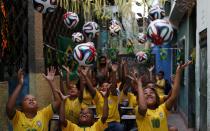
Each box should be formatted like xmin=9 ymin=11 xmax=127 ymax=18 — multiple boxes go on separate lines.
xmin=17 ymin=68 xmax=24 ymax=85
xmin=42 ymin=66 xmax=56 ymax=82
xmin=62 ymin=65 xmax=71 ymax=75
xmin=176 ymin=60 xmax=192 ymax=72
xmin=148 ymin=65 xmax=154 ymax=72
xmin=56 ymin=89 xmax=70 ymax=101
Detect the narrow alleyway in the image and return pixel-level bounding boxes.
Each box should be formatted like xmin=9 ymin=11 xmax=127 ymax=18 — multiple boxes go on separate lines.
xmin=168 ymin=112 xmax=194 ymax=131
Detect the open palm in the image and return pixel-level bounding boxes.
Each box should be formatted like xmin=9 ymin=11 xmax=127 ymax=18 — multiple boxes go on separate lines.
xmin=42 ymin=66 xmax=56 ymax=82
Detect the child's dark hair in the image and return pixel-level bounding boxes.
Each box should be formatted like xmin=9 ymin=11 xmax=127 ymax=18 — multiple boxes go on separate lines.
xmin=158 ymin=70 xmax=164 ymax=76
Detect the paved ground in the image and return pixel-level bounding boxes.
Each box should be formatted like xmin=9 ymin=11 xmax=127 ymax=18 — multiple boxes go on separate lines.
xmin=168 ymin=112 xmax=195 ymax=131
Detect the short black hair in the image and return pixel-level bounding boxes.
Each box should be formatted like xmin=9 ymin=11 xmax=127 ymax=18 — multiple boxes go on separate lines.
xmin=158 ymin=70 xmax=164 ymax=76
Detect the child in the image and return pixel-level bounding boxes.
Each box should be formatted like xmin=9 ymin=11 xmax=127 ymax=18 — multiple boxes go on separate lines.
xmin=95 ymin=63 xmax=124 ymax=131
xmin=132 ymin=61 xmax=191 ymax=131
xmin=60 ymin=65 xmax=82 ymax=124
xmin=156 ymin=70 xmax=166 ymax=96
xmin=6 ymin=67 xmax=60 ymax=131
xmin=58 ymin=84 xmax=109 ymax=131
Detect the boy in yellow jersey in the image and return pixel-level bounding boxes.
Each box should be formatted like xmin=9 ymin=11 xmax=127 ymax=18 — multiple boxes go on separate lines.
xmin=58 ymin=82 xmax=109 ymax=131
xmin=6 ymin=67 xmax=61 ymax=131
xmin=95 ymin=63 xmax=124 ymax=131
xmin=156 ymin=70 xmax=166 ymax=96
xmin=130 ymin=61 xmax=192 ymax=131
xmin=77 ymin=66 xmax=96 ymax=108
xmin=61 ymin=65 xmax=83 ymax=124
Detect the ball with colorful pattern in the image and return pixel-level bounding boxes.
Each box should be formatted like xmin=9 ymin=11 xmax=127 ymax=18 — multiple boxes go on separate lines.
xmin=137 ymin=33 xmax=147 ymax=44
xmin=32 ymin=0 xmax=57 ymax=13
xmin=82 ymin=22 xmax=100 ymax=40
xmin=63 ymin=12 xmax=79 ymax=29
xmin=136 ymin=51 xmax=148 ymax=63
xmin=109 ymin=24 xmax=121 ymax=37
xmin=148 ymin=5 xmax=165 ymax=21
xmin=73 ymin=42 xmax=96 ymax=66
xmin=109 ymin=19 xmax=120 ymax=26
xmin=147 ymin=19 xmax=174 ymax=45
xmin=72 ymin=32 xmax=84 ymax=44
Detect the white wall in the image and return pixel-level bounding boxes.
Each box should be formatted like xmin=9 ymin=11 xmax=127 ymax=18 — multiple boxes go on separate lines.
xmin=196 ymin=0 xmax=210 ymax=130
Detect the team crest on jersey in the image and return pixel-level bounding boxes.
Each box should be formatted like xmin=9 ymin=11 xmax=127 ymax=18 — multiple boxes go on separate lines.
xmin=159 ymin=112 xmax=164 ymax=118
xmin=36 ymin=121 xmax=42 ymax=127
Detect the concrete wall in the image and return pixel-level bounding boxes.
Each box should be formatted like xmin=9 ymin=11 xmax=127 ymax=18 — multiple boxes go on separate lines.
xmin=176 ymin=15 xmax=190 ymax=123
xmin=196 ymin=0 xmax=210 ymax=130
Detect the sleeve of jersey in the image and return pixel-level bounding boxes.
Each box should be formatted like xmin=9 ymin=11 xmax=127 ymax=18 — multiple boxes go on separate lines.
xmin=11 ymin=110 xmax=21 ymax=124
xmin=93 ymin=91 xmax=103 ymax=104
xmin=159 ymin=103 xmax=170 ymax=116
xmin=40 ymin=104 xmax=54 ymax=121
xmin=62 ymin=120 xmax=77 ymax=131
xmin=93 ymin=119 xmax=108 ymax=130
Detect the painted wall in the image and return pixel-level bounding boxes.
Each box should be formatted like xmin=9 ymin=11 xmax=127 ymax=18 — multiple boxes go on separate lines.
xmin=152 ymin=44 xmax=172 ymax=84
xmin=196 ymin=0 xmax=210 ymax=130
xmin=176 ymin=15 xmax=190 ymax=121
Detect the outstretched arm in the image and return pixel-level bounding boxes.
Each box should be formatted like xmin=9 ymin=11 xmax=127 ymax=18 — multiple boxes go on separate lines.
xmin=79 ymin=67 xmax=96 ymax=97
xmin=100 ymin=86 xmax=110 ymax=123
xmin=109 ymin=63 xmax=118 ymax=95
xmin=147 ymin=65 xmax=154 ymax=81
xmin=62 ymin=65 xmax=71 ymax=89
xmin=6 ymin=69 xmax=24 ymax=119
xmin=165 ymin=61 xmax=192 ymax=110
xmin=130 ymin=72 xmax=147 ymax=116
xmin=42 ymin=66 xmax=61 ymax=112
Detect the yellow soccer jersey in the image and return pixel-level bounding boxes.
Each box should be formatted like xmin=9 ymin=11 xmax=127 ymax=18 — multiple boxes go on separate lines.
xmin=156 ymin=79 xmax=166 ymax=96
xmin=81 ymin=88 xmax=94 ymax=108
xmin=94 ymin=91 xmax=120 ymax=122
xmin=119 ymin=91 xmax=137 ymax=108
xmin=62 ymin=119 xmax=107 ymax=131
xmin=65 ymin=98 xmax=81 ymax=124
xmin=12 ymin=104 xmax=53 ymax=131
xmin=135 ymin=103 xmax=169 ymax=131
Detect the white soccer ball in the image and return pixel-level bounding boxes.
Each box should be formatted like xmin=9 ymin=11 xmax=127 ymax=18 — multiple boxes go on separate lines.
xmin=73 ymin=42 xmax=96 ymax=66
xmin=147 ymin=19 xmax=174 ymax=45
xmin=63 ymin=12 xmax=79 ymax=29
xmin=32 ymin=0 xmax=57 ymax=13
xmin=137 ymin=33 xmax=147 ymax=44
xmin=148 ymin=5 xmax=165 ymax=21
xmin=109 ymin=24 xmax=121 ymax=37
xmin=109 ymin=19 xmax=120 ymax=26
xmin=136 ymin=51 xmax=148 ymax=63
xmin=82 ymin=22 xmax=100 ymax=39
xmin=72 ymin=32 xmax=84 ymax=43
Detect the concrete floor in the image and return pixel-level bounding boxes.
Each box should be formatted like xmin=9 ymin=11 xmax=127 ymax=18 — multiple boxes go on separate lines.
xmin=168 ymin=112 xmax=195 ymax=131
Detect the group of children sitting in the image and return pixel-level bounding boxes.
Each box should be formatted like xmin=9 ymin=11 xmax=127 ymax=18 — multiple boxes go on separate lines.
xmin=6 ymin=56 xmax=192 ymax=131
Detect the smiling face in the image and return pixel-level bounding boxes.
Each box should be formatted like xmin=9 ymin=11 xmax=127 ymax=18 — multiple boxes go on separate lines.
xmin=143 ymin=88 xmax=159 ymax=109
xmin=78 ymin=108 xmax=94 ymax=126
xmin=22 ymin=95 xmax=38 ymax=113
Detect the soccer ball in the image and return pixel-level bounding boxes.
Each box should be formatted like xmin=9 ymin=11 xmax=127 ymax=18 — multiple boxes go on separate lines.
xmin=82 ymin=22 xmax=100 ymax=39
xmin=72 ymin=32 xmax=84 ymax=43
xmin=32 ymin=0 xmax=57 ymax=13
xmin=109 ymin=19 xmax=120 ymax=26
xmin=148 ymin=5 xmax=165 ymax=21
xmin=73 ymin=42 xmax=96 ymax=66
xmin=137 ymin=33 xmax=147 ymax=44
xmin=63 ymin=12 xmax=79 ymax=29
xmin=136 ymin=51 xmax=148 ymax=63
xmin=109 ymin=24 xmax=121 ymax=37
xmin=147 ymin=19 xmax=174 ymax=45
